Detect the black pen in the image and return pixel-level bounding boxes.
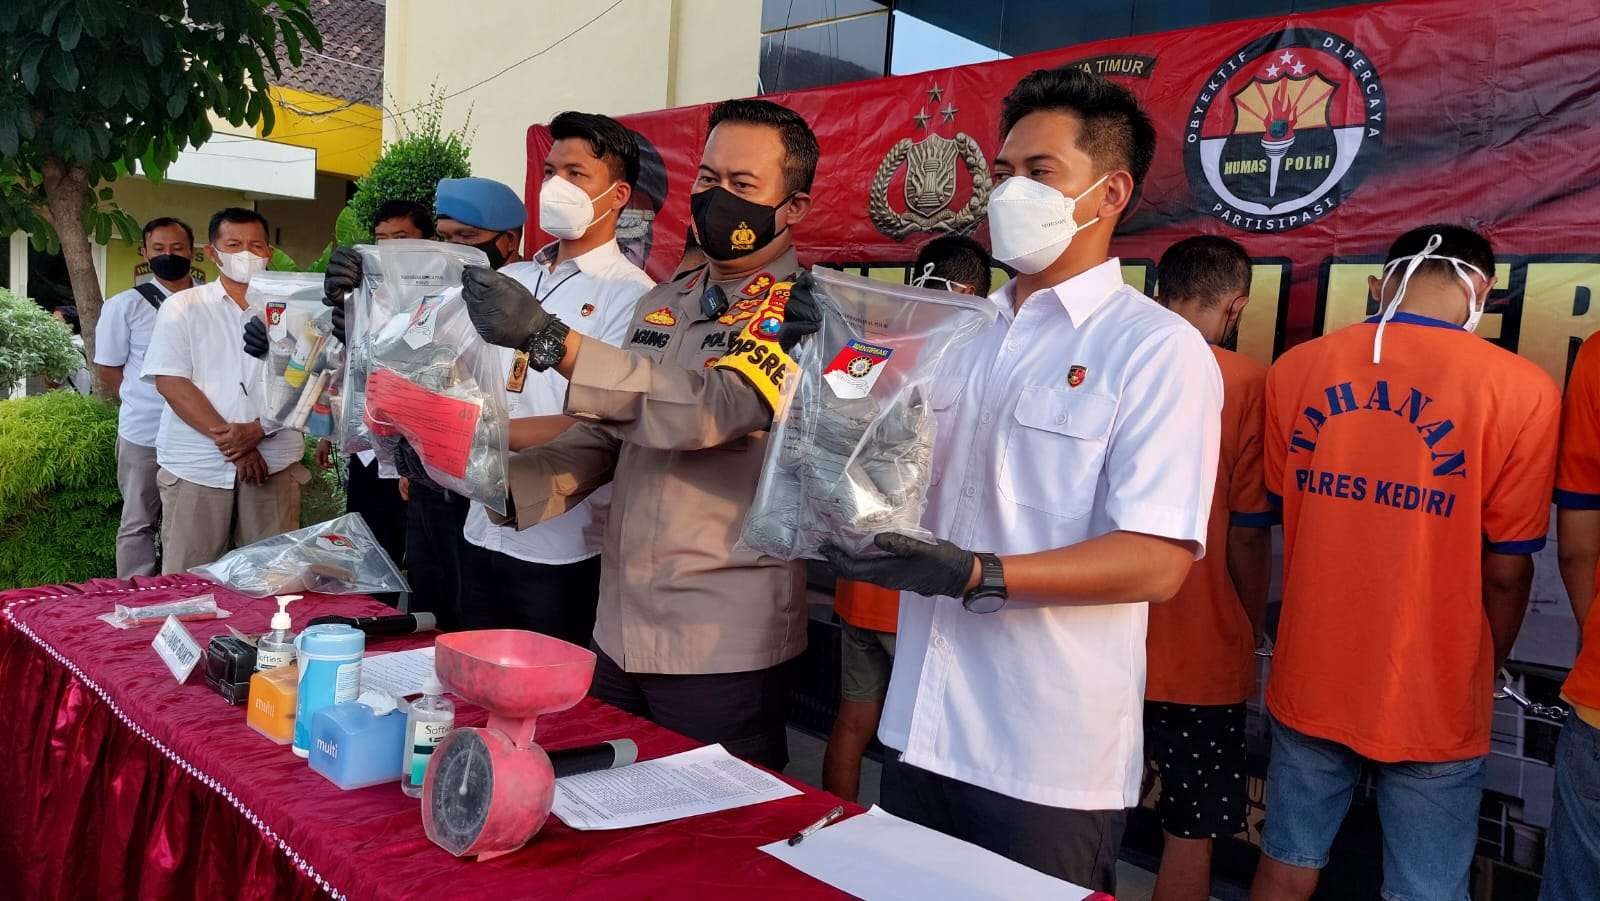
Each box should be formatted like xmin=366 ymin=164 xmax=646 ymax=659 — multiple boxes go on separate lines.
xmin=787 ymin=805 xmax=845 ymax=846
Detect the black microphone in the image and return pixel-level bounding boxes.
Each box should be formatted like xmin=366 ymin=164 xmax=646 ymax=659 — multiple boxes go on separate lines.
xmin=700 ymin=283 xmax=729 ymax=320
xmin=305 ymin=611 xmax=438 ymax=636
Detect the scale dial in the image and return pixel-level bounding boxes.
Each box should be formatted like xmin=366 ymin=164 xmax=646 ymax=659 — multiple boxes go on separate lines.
xmin=426 ymin=729 xmax=495 ymax=855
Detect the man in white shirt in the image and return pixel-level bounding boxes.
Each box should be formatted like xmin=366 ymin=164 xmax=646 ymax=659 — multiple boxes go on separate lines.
xmin=825 ymin=67 xmax=1222 ymax=894
xmin=457 ymin=112 xmax=653 ymax=642
xmin=94 ymin=216 xmax=196 ymax=577
xmin=143 ymin=208 xmax=308 ymax=572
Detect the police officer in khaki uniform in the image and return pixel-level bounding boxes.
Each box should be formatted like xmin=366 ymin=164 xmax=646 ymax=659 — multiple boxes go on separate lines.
xmin=459 ymin=98 xmax=822 ymax=770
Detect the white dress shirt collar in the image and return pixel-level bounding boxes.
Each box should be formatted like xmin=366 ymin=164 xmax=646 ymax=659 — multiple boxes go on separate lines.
xmin=532 ymin=238 xmax=629 ymax=277
xmin=994 ymin=257 xmax=1125 ymax=327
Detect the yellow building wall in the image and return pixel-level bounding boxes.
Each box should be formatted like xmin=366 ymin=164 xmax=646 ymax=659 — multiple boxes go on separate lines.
xmin=260 ymin=87 xmax=383 ymax=180
xmin=383 ymin=0 xmax=761 ymax=194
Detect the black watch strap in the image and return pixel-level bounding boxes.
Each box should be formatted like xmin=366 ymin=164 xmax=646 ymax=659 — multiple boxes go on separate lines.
xmin=962 ymin=552 xmax=1008 ymax=614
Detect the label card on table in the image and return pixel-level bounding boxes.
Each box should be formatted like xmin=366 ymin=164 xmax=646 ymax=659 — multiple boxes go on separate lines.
xmin=153 ymin=615 xmax=203 ymax=683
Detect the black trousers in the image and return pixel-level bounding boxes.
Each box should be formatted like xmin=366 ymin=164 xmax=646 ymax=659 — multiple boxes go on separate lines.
xmin=591 ymin=649 xmax=793 ymax=772
xmin=403 ymin=484 xmax=471 ymax=632
xmin=456 ymin=542 xmax=602 ymax=646
xmin=879 ymin=752 xmax=1127 ymax=894
xmin=345 ymin=455 xmax=408 ymax=565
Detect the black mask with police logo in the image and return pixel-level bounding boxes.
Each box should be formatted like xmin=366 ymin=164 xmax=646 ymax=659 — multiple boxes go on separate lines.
xmin=148 ymin=253 xmax=191 ymax=281
xmin=690 ymin=186 xmax=793 ymax=261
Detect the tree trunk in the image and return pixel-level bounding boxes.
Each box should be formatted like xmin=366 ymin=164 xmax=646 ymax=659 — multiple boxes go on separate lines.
xmin=39 ymin=158 xmax=107 ymax=397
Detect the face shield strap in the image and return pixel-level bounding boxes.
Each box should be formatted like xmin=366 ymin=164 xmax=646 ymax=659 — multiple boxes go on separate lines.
xmin=1371 ymin=233 xmax=1488 ymax=364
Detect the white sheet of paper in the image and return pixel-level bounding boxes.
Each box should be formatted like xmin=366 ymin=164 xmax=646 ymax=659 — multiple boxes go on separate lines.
xmin=358 ymin=646 xmax=436 ymax=699
xmin=551 ymin=743 xmax=801 ymax=830
xmin=760 ymin=806 xmax=1098 ymax=901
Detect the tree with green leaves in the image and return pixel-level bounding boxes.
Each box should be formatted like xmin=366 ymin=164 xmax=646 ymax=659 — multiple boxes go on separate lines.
xmin=0 ymin=0 xmax=321 ymax=394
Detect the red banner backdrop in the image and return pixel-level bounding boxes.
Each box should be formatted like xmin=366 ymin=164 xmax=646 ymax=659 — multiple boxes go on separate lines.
xmin=527 ymin=0 xmax=1600 ymax=380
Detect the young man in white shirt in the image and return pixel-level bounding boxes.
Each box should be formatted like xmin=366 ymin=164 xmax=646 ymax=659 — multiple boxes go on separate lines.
xmin=143 ymin=208 xmax=308 ymax=572
xmin=94 ymin=217 xmax=196 ymax=577
xmin=456 ymin=112 xmax=654 ymax=643
xmin=825 ymin=67 xmax=1223 ymax=894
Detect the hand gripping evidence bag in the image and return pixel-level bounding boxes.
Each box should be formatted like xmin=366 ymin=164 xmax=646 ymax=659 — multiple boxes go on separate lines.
xmin=248 ymin=271 xmax=344 ymax=437
xmin=740 ymin=267 xmax=997 ymax=560
xmin=362 ymin=240 xmax=512 ymax=514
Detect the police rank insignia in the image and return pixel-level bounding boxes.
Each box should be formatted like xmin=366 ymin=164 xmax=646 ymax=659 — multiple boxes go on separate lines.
xmin=644 ymin=306 xmax=677 ymax=327
xmin=1067 ymin=365 xmax=1088 ymax=388
xmin=742 ymin=273 xmax=774 ymax=297
xmin=730 ymin=221 xmax=757 ymax=252
xmin=580 ymin=303 xmax=596 ymax=317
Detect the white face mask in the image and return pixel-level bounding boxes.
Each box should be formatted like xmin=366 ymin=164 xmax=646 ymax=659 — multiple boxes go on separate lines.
xmin=985 ymin=172 xmax=1110 ymax=274
xmin=1370 ymin=232 xmax=1489 ymax=363
xmin=214 ymin=248 xmax=268 ymax=284
xmin=539 ymin=175 xmax=618 ymax=241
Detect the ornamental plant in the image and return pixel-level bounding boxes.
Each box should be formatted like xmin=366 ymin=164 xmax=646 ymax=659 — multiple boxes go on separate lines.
xmin=0 ymin=287 xmax=81 ymax=389
xmin=339 ymin=86 xmax=474 ymax=245
xmin=0 ymin=390 xmax=120 ymax=587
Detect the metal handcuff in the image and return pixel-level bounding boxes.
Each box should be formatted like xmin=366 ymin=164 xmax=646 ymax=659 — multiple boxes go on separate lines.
xmin=1494 ymin=667 xmax=1571 ymax=723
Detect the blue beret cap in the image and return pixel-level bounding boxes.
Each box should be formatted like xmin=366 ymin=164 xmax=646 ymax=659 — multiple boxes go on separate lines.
xmin=434 ymin=177 xmax=525 ymax=231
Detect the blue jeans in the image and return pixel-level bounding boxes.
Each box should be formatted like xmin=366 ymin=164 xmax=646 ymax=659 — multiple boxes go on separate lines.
xmin=1542 ymin=714 xmax=1600 ymax=901
xmin=1261 ymin=716 xmax=1485 ymax=901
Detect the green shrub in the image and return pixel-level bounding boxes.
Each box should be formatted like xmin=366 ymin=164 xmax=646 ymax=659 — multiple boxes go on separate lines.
xmin=0 ymin=392 xmax=119 ymax=587
xmin=299 ymin=436 xmax=347 ymax=527
xmin=341 ymin=85 xmax=474 ymax=245
xmin=0 ymin=287 xmax=81 ymax=388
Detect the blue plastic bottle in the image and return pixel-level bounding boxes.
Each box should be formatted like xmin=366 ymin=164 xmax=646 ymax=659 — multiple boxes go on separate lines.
xmin=291 ymin=624 xmax=364 ymax=758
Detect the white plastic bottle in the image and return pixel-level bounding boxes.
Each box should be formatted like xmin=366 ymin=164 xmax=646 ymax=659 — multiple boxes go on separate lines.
xmin=402 ymin=673 xmax=455 ymax=798
xmin=255 ymin=595 xmax=300 ymax=672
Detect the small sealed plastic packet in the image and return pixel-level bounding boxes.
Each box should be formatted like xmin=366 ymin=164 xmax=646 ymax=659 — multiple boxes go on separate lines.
xmin=97 ymin=594 xmax=231 ymax=629
xmin=189 ymin=513 xmax=410 ymax=597
xmin=740 ymin=267 xmax=997 ymax=560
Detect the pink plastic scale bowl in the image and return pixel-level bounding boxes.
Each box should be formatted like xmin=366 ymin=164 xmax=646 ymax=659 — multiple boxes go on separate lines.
xmin=422 ymin=630 xmax=596 ymax=860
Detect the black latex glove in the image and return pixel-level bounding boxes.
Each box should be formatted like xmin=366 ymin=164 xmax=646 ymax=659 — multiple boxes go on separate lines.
xmin=330 ymin=304 xmax=346 ymax=345
xmin=323 ymin=246 xmax=362 ymax=310
xmin=461 ymin=265 xmax=555 ymax=348
xmin=822 ymin=532 xmax=976 ymax=599
xmin=243 ymin=315 xmax=269 ymax=359
xmin=388 ymin=435 xmax=442 ymax=493
xmin=777 ymin=271 xmax=821 ymax=354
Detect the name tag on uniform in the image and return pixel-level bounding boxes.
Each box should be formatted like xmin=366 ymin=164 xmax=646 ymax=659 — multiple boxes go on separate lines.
xmin=153 ymin=615 xmax=203 ymax=683
xmin=506 ymin=351 xmax=530 ymax=393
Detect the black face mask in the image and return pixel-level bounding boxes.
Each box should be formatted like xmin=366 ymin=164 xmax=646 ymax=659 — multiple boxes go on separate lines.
xmin=690 ymin=186 xmax=793 ymax=261
xmin=470 ymin=234 xmax=508 ymax=269
xmin=148 ymin=253 xmax=191 ymax=281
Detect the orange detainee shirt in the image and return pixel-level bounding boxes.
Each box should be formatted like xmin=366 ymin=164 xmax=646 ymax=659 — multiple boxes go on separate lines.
xmin=1554 ymin=330 xmax=1600 ymax=714
xmin=834 ymin=579 xmax=899 ymax=634
xmin=1147 ymin=346 xmax=1274 ymax=706
xmin=1263 ymin=314 xmax=1560 ymax=762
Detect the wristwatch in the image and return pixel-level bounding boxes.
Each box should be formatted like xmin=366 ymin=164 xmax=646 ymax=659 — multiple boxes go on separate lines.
xmin=962 ymin=552 xmax=1008 ymax=614
xmin=519 ymin=317 xmax=571 ymax=372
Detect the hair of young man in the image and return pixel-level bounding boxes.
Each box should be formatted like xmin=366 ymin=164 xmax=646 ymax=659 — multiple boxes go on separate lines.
xmin=54 ymin=304 xmax=81 ymax=334
xmin=999 ymin=66 xmax=1156 ymax=193
xmin=1384 ymin=223 xmax=1495 ymax=284
xmin=915 ymin=234 xmax=993 ymax=296
xmin=1156 ymin=235 xmax=1252 ymax=308
xmin=208 ymin=207 xmax=270 ymax=244
xmin=705 ymin=98 xmax=821 ymax=196
xmin=142 ymin=216 xmax=195 ymax=249
xmin=549 ymin=111 xmax=642 ymax=188
xmin=371 ymin=199 xmax=436 ymax=238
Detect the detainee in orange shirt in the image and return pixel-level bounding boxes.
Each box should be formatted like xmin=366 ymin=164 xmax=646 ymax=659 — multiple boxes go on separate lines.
xmin=821 ymin=235 xmax=994 ymax=802
xmin=1252 ymin=225 xmax=1560 ymax=901
xmin=1547 ymin=330 xmax=1600 ymax=901
xmin=1146 ymin=236 xmax=1273 ymax=901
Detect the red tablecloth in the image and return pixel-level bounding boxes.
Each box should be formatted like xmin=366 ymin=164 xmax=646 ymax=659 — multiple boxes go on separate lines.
xmin=0 ymin=575 xmax=857 ymax=900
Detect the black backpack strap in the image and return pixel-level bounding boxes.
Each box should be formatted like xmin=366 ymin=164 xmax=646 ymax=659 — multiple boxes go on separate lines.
xmin=132 ymin=282 xmax=165 ymax=310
